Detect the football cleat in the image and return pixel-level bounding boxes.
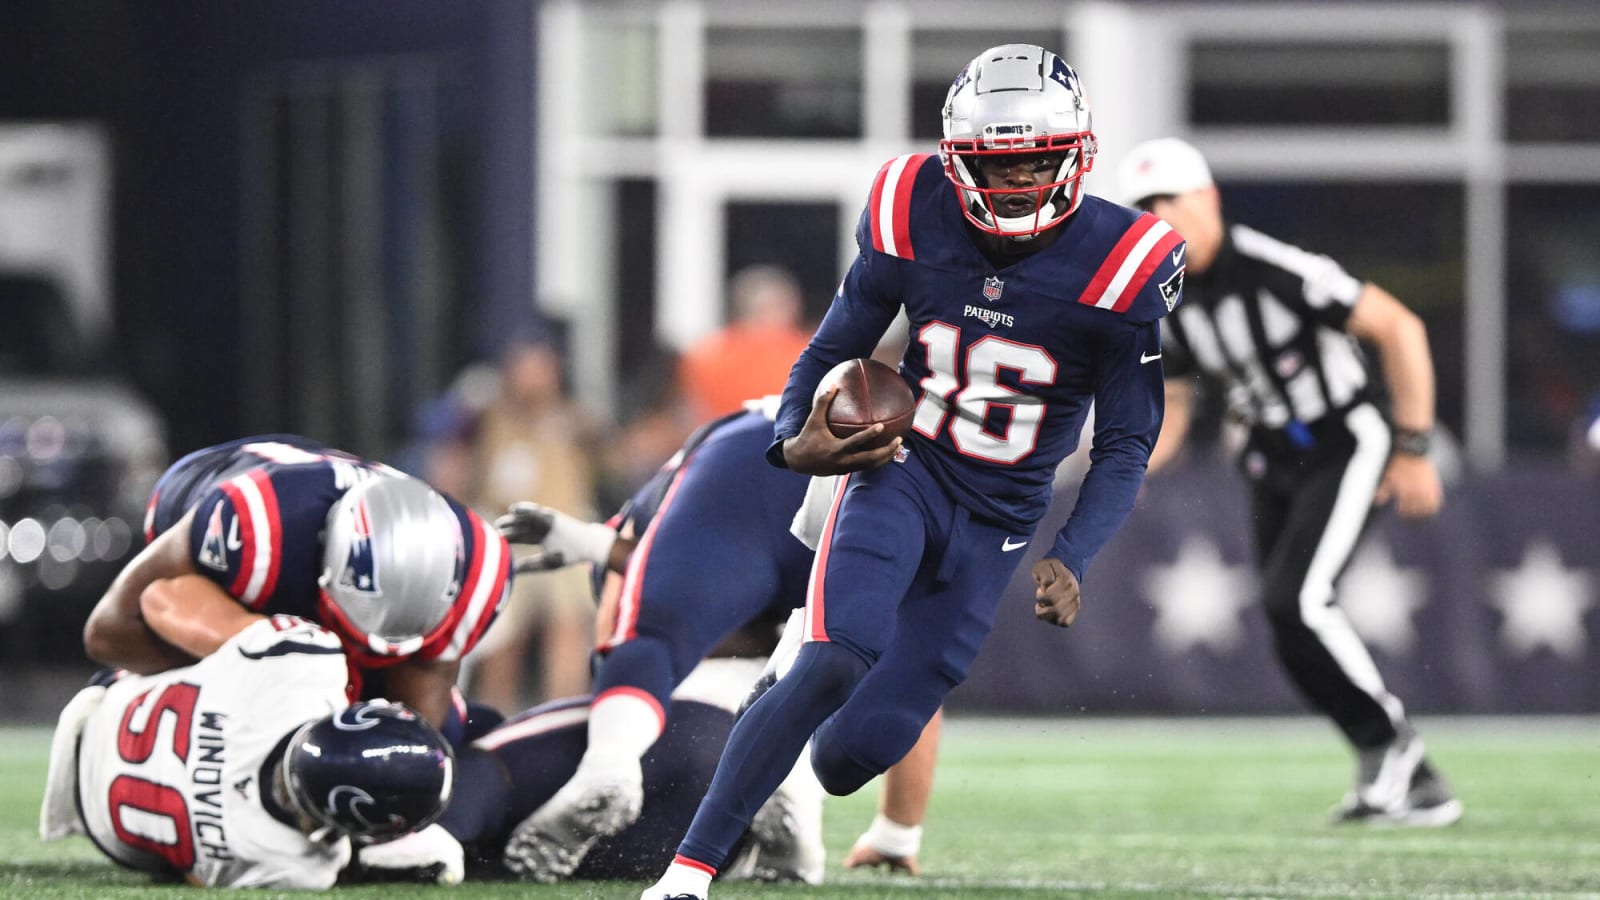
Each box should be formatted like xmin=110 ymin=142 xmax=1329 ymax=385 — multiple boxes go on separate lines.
xmin=502 ymin=761 xmax=644 ymax=882
xmin=1331 ymin=728 xmax=1461 ymax=827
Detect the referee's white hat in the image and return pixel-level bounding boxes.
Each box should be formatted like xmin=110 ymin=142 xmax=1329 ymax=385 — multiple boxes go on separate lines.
xmin=1117 ymin=137 xmax=1214 ymax=206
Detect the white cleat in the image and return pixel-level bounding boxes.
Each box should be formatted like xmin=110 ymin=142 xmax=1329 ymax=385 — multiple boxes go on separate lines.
xmin=502 ymin=762 xmax=644 ymax=882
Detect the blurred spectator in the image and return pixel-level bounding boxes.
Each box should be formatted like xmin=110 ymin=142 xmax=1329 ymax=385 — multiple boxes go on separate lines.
xmin=677 ymin=265 xmax=813 ymax=424
xmin=441 ymin=331 xmax=605 ymax=712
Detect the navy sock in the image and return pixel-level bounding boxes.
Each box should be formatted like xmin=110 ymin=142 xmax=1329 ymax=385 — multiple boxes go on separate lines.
xmin=675 ymin=641 xmax=867 ymax=869
xmin=592 ymin=637 xmax=677 ymax=711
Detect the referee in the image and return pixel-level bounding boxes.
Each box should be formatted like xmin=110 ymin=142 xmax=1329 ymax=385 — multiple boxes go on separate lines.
xmin=1118 ymin=138 xmax=1461 ymax=827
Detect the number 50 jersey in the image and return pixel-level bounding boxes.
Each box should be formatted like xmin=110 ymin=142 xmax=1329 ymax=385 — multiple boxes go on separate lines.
xmin=69 ymin=618 xmax=354 ymax=888
xmin=773 ymin=154 xmax=1185 ymax=578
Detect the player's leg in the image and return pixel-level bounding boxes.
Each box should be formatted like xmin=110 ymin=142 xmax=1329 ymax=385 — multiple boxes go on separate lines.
xmin=645 ymin=467 xmax=928 ymax=899
xmin=507 ymin=452 xmax=803 ymax=880
xmin=810 ymin=511 xmax=1019 ymax=795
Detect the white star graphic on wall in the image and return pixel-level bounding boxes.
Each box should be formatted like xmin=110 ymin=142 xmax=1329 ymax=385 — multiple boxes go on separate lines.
xmin=1338 ymin=540 xmax=1428 ymax=656
xmin=1488 ymin=539 xmax=1595 ymax=660
xmin=1142 ymin=536 xmax=1255 ymax=654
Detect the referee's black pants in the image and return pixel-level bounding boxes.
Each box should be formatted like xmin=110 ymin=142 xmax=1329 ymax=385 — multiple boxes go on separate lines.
xmin=1248 ymin=404 xmax=1406 ymax=751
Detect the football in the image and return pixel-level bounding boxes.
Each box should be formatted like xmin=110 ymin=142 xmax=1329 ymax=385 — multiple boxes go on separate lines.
xmin=816 ymin=357 xmax=916 ymax=445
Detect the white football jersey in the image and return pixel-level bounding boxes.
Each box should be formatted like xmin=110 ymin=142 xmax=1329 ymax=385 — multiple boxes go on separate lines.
xmin=75 ymin=616 xmax=354 ymax=888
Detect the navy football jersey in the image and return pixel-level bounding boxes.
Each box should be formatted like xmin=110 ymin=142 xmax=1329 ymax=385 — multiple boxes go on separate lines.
xmin=146 ymin=436 xmax=510 ymax=664
xmin=773 ymin=154 xmax=1184 ymax=579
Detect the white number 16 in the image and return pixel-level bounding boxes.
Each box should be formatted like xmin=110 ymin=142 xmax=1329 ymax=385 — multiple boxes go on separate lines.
xmin=911 ymin=322 xmax=1056 ymax=464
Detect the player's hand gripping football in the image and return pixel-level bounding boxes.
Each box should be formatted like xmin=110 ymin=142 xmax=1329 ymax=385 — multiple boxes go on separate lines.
xmin=1033 ymin=558 xmax=1081 ymax=627
xmin=781 ymin=385 xmax=904 ymax=476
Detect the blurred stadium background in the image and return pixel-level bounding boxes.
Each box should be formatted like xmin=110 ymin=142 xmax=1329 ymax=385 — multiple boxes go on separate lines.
xmin=0 ymin=0 xmax=1597 ymax=734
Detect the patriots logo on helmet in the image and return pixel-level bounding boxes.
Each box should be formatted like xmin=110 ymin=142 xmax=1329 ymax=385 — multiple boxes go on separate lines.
xmin=1049 ymin=56 xmax=1082 ymax=103
xmin=338 ymin=499 xmax=381 ymax=595
xmin=198 ymin=501 xmax=230 ymax=572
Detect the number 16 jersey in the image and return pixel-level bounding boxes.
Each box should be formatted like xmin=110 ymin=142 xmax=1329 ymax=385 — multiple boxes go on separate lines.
xmin=772 ymin=153 xmax=1185 ymax=579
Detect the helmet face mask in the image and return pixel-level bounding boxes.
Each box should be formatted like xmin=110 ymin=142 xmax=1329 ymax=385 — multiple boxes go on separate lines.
xmin=281 ymin=701 xmax=454 ymax=844
xmin=317 ymin=475 xmax=465 ymax=661
xmin=940 ymin=44 xmax=1097 ymax=239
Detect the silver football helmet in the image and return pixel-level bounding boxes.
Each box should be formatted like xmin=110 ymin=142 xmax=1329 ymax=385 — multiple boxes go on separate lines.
xmin=318 ymin=475 xmax=464 ymax=661
xmin=940 ymin=44 xmax=1097 ymax=238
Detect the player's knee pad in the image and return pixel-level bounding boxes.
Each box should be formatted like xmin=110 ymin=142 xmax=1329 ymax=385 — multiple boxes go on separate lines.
xmin=810 ymin=703 xmax=926 ymax=795
xmin=808 ymin=729 xmax=879 ymax=796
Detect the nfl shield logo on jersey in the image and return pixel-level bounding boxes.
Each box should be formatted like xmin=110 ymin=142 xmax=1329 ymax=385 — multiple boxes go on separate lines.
xmin=983 ymin=275 xmax=1005 ymax=302
xmin=338 ymin=500 xmax=381 ymax=594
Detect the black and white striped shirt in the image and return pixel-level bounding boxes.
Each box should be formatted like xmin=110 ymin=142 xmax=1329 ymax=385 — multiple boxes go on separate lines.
xmin=1164 ymin=223 xmax=1376 ymax=432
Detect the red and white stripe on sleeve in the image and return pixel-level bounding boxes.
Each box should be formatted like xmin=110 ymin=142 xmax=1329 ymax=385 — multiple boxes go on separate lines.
xmin=218 ymin=470 xmax=283 ymax=609
xmin=868 ymin=153 xmax=931 ymax=261
xmin=1076 ymin=213 xmax=1184 ymax=313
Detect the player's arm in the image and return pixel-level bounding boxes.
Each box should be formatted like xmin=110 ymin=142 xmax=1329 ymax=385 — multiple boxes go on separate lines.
xmin=1039 ymin=319 xmax=1166 ymax=626
xmin=83 ymin=507 xmax=210 ymax=673
xmin=141 ymin=575 xmax=266 ymax=657
xmin=1345 ymin=282 xmax=1443 ymax=519
xmin=771 ymin=253 xmax=902 ymax=472
xmin=382 ymin=656 xmax=462 ymax=730
xmin=496 ymin=501 xmax=631 ymax=573
xmin=845 ymin=708 xmax=942 ymax=875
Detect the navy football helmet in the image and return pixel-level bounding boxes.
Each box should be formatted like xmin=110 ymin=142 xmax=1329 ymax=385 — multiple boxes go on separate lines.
xmin=282 ymin=701 xmax=454 ymax=843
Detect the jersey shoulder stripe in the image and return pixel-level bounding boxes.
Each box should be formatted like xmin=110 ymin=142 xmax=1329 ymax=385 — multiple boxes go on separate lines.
xmin=1077 ymin=212 xmax=1184 ymax=312
xmin=868 ymin=153 xmax=934 ymax=260
xmin=219 ymin=470 xmax=283 ymax=608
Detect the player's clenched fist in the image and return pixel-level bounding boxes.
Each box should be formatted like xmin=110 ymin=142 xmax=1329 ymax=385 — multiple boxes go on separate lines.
xmin=1033 ymin=558 xmax=1080 ymax=628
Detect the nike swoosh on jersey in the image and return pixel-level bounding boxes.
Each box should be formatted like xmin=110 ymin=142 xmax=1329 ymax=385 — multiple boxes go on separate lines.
xmin=1140 ymin=351 xmax=1163 ymax=364
xmin=1002 ymin=537 xmax=1029 ymax=552
xmin=1172 ymin=245 xmax=1186 ymax=266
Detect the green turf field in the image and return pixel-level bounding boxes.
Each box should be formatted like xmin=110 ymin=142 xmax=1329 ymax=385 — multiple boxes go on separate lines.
xmin=4 ymin=716 xmax=1598 ymax=898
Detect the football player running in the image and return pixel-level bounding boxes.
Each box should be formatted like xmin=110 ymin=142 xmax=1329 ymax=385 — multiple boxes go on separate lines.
xmin=643 ymin=44 xmax=1184 ymax=899
xmin=82 ymin=435 xmax=512 ymax=742
xmin=41 ymin=611 xmax=456 ymax=889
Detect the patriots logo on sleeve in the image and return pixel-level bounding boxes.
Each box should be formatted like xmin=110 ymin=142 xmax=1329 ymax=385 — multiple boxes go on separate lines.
xmin=1161 ymin=266 xmax=1185 ymax=312
xmin=198 ymin=501 xmax=231 ymax=572
xmin=337 ymin=499 xmax=381 ymax=595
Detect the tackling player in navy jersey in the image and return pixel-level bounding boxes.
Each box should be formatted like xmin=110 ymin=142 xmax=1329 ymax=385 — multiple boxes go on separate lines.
xmin=644 ymin=44 xmax=1185 ymax=899
xmin=82 ymin=435 xmax=512 ymax=741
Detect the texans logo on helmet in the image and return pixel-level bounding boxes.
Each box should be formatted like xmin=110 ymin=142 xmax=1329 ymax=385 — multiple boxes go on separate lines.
xmin=333 ymin=703 xmax=413 ymax=732
xmin=337 ymin=499 xmax=381 ymax=595
xmin=324 ymin=784 xmax=405 ymax=834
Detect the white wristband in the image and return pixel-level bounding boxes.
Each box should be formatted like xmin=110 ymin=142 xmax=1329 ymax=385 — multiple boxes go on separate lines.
xmin=861 ymin=813 xmax=922 ymax=859
xmin=544 ymin=512 xmax=618 ymax=566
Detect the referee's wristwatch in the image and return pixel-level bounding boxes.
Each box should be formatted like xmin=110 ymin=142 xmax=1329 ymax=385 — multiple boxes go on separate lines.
xmin=1391 ymin=427 xmax=1432 ymax=457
